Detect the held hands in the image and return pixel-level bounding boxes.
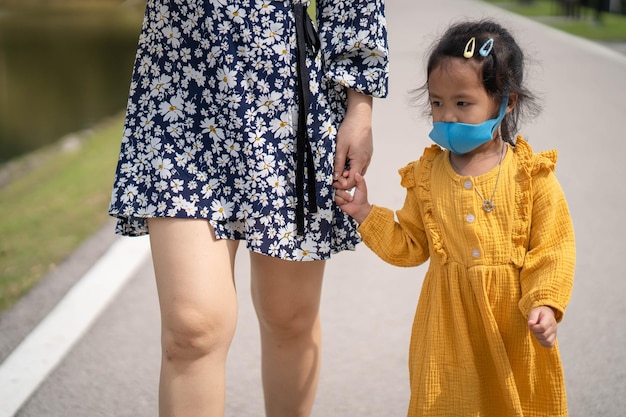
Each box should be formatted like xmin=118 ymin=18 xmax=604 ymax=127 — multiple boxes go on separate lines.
xmin=528 ymin=306 xmax=558 ymax=348
xmin=335 ymin=173 xmax=372 ymax=224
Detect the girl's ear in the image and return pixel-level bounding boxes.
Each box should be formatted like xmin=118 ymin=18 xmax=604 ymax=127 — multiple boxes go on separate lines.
xmin=506 ymin=93 xmax=519 ymax=114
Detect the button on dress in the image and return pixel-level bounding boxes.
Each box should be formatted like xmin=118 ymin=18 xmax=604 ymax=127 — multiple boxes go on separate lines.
xmin=108 ymin=0 xmax=389 ymax=261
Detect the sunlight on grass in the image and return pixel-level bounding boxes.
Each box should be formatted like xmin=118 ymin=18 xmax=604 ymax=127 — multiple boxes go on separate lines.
xmin=0 ymin=118 xmax=122 ymax=311
xmin=551 ymin=11 xmax=626 ymax=39
xmin=484 ymin=0 xmax=626 ymax=40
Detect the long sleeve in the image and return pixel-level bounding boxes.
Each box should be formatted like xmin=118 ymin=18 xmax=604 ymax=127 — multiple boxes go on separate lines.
xmin=316 ymin=0 xmax=389 ymax=97
xmin=358 ymin=162 xmax=430 ymax=267
xmin=518 ymin=161 xmax=576 ymax=322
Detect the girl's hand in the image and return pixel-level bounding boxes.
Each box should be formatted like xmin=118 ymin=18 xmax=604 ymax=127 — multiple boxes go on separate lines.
xmin=335 ymin=173 xmax=372 ymax=224
xmin=333 ymin=90 xmax=373 ymax=191
xmin=528 ymin=306 xmax=558 ymax=348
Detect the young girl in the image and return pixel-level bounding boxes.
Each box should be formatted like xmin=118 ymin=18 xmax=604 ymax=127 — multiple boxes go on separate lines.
xmin=335 ymin=20 xmax=575 ymax=416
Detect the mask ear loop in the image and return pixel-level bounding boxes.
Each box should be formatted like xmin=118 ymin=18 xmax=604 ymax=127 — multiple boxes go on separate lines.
xmin=498 ymin=95 xmax=515 ymax=146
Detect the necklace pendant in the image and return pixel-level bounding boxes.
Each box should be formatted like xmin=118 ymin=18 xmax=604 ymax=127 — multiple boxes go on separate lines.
xmin=482 ymin=200 xmax=495 ymax=212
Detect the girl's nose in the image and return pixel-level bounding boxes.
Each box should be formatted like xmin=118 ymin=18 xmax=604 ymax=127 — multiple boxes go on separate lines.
xmin=441 ymin=107 xmax=457 ymax=123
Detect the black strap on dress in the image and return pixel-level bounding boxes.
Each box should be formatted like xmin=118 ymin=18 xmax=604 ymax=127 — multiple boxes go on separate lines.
xmin=292 ymin=2 xmax=320 ymax=235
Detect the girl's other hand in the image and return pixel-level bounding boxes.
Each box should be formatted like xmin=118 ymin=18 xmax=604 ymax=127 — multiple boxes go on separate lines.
xmin=335 ymin=173 xmax=372 ymax=224
xmin=528 ymin=306 xmax=558 ymax=348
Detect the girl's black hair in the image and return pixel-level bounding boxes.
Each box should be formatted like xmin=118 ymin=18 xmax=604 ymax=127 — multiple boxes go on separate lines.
xmin=419 ymin=19 xmax=540 ymax=144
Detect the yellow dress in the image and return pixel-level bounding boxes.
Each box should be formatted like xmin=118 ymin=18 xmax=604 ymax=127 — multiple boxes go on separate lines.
xmin=359 ymin=137 xmax=575 ymax=417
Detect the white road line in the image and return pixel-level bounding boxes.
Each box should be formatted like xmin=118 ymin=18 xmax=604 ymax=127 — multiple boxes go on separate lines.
xmin=0 ymin=236 xmax=151 ymax=417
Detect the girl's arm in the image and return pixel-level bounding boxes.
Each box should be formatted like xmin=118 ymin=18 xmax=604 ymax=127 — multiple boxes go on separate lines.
xmin=360 ymin=202 xmax=430 ymax=267
xmin=336 ymin=165 xmax=430 ymax=268
xmin=519 ymin=168 xmax=576 ymax=324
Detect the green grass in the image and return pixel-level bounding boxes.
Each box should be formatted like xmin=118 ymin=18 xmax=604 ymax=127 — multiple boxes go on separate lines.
xmin=487 ymin=0 xmax=558 ymax=16
xmin=550 ymin=11 xmax=626 ymax=40
xmin=484 ymin=0 xmax=626 ymax=40
xmin=0 ymin=118 xmax=122 ymax=312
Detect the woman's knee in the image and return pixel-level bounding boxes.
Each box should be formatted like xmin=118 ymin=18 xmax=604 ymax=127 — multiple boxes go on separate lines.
xmin=256 ymin=301 xmax=320 ymax=341
xmin=161 ymin=306 xmax=237 ymax=362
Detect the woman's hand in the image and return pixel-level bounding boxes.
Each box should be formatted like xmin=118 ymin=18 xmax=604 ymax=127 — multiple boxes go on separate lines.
xmin=333 ymin=89 xmax=373 ymax=190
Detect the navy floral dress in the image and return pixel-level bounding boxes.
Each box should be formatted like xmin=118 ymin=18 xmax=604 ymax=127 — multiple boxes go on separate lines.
xmin=108 ymin=0 xmax=389 ymax=261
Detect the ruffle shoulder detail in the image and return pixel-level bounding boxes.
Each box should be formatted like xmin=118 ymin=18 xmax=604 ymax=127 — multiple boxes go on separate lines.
xmin=533 ymin=149 xmax=558 ymax=174
xmin=415 ymin=145 xmax=448 ymax=264
xmin=511 ymin=135 xmax=532 ymax=267
xmin=510 ymin=135 xmax=558 ymax=267
xmin=398 ymin=162 xmax=417 ymax=189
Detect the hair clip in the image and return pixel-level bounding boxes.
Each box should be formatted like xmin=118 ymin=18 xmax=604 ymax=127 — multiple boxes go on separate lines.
xmin=479 ymin=38 xmax=494 ymax=57
xmin=463 ymin=37 xmax=475 ymax=58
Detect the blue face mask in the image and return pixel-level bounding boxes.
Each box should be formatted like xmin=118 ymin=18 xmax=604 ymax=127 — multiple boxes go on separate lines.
xmin=429 ymin=95 xmax=509 ymax=155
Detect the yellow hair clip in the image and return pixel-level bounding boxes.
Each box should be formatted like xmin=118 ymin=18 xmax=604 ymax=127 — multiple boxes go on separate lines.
xmin=463 ymin=37 xmax=475 ymax=58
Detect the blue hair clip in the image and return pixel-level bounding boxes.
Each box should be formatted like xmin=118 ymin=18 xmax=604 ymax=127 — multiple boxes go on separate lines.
xmin=463 ymin=37 xmax=475 ymax=58
xmin=479 ymin=38 xmax=494 ymax=57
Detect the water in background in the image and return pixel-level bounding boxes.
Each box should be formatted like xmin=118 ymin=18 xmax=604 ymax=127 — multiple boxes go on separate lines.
xmin=0 ymin=4 xmax=144 ymax=163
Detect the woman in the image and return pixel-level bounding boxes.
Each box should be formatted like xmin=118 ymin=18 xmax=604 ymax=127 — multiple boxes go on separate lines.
xmin=109 ymin=0 xmax=389 ymax=415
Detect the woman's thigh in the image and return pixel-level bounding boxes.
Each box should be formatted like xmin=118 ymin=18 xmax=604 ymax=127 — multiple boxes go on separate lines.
xmin=148 ymin=218 xmax=240 ymax=353
xmin=249 ymin=253 xmax=325 ymax=333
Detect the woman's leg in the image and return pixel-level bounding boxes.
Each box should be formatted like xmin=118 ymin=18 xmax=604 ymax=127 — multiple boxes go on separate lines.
xmin=148 ymin=218 xmax=239 ymax=417
xmin=250 ymin=253 xmax=326 ymax=417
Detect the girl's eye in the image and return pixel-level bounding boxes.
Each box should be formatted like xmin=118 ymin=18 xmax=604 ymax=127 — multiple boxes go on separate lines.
xmin=457 ymin=101 xmax=470 ymax=107
xmin=430 ymin=100 xmax=442 ymax=107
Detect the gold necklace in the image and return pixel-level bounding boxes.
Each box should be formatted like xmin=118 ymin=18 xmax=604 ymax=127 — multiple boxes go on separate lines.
xmin=474 ymin=141 xmax=506 ymax=212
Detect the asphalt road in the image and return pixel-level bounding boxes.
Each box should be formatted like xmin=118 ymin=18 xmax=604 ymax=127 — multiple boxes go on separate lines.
xmin=1 ymin=0 xmax=625 ymax=416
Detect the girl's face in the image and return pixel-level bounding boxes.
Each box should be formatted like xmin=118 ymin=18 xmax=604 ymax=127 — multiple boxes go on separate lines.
xmin=428 ymin=57 xmax=499 ymax=126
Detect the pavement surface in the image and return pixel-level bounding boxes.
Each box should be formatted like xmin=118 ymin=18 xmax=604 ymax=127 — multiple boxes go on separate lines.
xmin=1 ymin=0 xmax=626 ymax=416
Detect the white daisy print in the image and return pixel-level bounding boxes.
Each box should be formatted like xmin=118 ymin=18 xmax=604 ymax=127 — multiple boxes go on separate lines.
xmin=109 ymin=0 xmax=389 ymax=260
xmin=200 ymin=117 xmax=225 ymax=140
xmin=216 ymin=66 xmax=238 ymax=91
xmin=151 ymin=156 xmax=174 ymax=179
xmin=269 ymin=113 xmax=292 ymax=138
xmin=211 ymin=198 xmax=235 ymax=221
xmin=159 ymin=95 xmax=185 ymax=122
